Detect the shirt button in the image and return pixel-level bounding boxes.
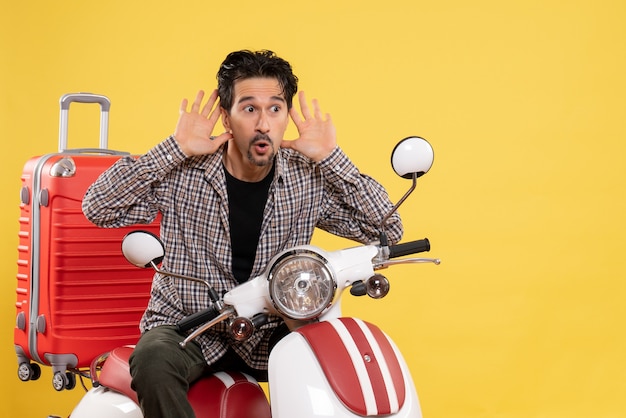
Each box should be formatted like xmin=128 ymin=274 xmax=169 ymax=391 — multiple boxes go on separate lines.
xmin=166 ymin=154 xmax=173 ymax=162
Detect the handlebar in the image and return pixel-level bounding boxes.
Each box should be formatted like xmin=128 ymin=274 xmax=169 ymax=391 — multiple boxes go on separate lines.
xmin=388 ymin=238 xmax=430 ymax=258
xmin=176 ymin=306 xmax=220 ymax=333
xmin=176 ymin=238 xmax=431 ymax=333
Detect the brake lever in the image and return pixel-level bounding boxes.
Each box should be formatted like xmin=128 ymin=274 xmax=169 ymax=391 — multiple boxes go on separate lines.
xmin=179 ymin=307 xmax=236 ymax=349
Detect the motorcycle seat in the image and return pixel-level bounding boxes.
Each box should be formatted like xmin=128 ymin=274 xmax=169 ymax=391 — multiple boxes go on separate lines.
xmin=97 ymin=345 xmax=138 ymax=404
xmin=96 ymin=346 xmax=271 ymax=418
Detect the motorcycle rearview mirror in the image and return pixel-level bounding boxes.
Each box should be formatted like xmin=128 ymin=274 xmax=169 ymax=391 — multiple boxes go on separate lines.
xmin=121 ymin=230 xmax=165 ymax=268
xmin=379 ymin=137 xmax=434 ymax=247
xmin=391 ymin=136 xmax=434 ymax=179
xmin=121 ymin=230 xmax=221 ymax=304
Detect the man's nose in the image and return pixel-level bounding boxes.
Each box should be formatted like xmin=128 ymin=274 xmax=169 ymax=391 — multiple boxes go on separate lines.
xmin=256 ymin=111 xmax=270 ymax=133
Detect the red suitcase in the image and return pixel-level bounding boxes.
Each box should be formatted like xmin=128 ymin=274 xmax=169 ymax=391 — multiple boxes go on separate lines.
xmin=14 ymin=93 xmax=159 ymax=391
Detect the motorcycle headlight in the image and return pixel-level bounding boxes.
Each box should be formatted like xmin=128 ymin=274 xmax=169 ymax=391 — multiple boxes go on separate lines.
xmin=268 ymin=249 xmax=336 ymax=320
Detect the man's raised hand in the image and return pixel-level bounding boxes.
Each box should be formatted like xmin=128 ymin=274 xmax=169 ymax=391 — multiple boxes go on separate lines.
xmin=282 ymin=91 xmax=337 ymax=162
xmin=174 ymin=89 xmax=232 ymax=156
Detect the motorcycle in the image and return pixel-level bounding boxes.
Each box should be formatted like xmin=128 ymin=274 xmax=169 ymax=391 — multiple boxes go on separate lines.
xmin=64 ymin=136 xmax=439 ymax=418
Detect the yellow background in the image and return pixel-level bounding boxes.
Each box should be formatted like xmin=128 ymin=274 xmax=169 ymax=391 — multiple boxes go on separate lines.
xmin=2 ymin=0 xmax=625 ymax=417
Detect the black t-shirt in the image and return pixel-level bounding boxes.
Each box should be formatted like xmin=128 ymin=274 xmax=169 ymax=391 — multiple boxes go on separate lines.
xmin=224 ymin=164 xmax=275 ymax=283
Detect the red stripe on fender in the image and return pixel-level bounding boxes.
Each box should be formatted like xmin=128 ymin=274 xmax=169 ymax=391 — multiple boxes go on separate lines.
xmin=297 ymin=321 xmax=368 ymax=415
xmin=340 ymin=318 xmax=392 ymax=414
xmin=362 ymin=320 xmax=406 ymax=410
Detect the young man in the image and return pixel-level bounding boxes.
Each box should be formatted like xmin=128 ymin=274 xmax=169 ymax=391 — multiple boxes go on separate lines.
xmin=82 ymin=49 xmax=403 ymax=418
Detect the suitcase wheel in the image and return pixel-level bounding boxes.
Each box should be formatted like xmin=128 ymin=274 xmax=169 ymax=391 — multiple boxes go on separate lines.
xmin=52 ymin=371 xmax=76 ymax=391
xmin=17 ymin=362 xmax=41 ymax=382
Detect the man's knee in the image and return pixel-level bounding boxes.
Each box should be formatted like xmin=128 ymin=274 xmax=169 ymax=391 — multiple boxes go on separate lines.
xmin=129 ymin=326 xmax=207 ymax=386
xmin=130 ymin=327 xmax=186 ymax=383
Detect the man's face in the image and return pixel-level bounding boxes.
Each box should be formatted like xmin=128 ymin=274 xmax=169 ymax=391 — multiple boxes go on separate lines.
xmin=221 ymin=77 xmax=290 ymax=167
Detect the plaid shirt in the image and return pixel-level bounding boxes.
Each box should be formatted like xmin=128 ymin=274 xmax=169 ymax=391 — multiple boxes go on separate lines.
xmin=82 ymin=135 xmax=403 ymax=369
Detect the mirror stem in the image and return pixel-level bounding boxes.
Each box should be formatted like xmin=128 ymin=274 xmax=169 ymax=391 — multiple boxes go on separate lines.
xmin=149 ymin=261 xmax=221 ymax=303
xmin=377 ymin=172 xmax=418 ymax=262
xmin=380 ymin=172 xmax=418 ymax=236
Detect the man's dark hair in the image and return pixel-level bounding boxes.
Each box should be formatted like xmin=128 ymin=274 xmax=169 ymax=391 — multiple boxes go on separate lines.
xmin=217 ymin=50 xmax=299 ymax=112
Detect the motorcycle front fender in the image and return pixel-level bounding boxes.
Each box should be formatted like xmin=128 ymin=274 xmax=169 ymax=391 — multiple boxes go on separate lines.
xmin=70 ymin=386 xmax=142 ymax=418
xmin=268 ymin=317 xmax=422 ymax=418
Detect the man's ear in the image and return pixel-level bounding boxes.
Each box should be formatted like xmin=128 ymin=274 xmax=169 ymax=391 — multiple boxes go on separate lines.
xmin=220 ymin=107 xmax=231 ymax=132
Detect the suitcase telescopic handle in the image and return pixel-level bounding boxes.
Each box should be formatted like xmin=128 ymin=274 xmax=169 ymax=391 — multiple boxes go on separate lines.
xmin=58 ymin=93 xmax=111 ymax=152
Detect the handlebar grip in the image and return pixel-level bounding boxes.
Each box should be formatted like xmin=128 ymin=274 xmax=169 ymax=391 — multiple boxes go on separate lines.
xmin=388 ymin=238 xmax=430 ymax=258
xmin=176 ymin=306 xmax=220 ymax=333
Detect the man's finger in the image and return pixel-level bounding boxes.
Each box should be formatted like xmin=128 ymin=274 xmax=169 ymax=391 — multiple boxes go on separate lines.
xmin=179 ymin=98 xmax=189 ymax=114
xmin=200 ymin=90 xmax=218 ymax=118
xmin=289 ymin=107 xmax=303 ymax=125
xmin=206 ymin=101 xmax=222 ymax=126
xmin=298 ymin=91 xmax=311 ymax=119
xmin=211 ymin=131 xmax=233 ymax=146
xmin=190 ymin=90 xmax=204 ymax=113
xmin=312 ymin=98 xmax=322 ymax=120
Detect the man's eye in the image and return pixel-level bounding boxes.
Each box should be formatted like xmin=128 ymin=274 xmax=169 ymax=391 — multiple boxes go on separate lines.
xmin=271 ymin=105 xmax=281 ymax=112
xmin=244 ymin=106 xmax=255 ymax=112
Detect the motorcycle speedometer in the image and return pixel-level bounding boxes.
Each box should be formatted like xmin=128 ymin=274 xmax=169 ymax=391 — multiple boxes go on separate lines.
xmin=268 ymin=249 xmax=336 ymax=320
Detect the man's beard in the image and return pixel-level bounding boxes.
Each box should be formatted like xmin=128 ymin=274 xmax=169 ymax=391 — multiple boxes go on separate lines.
xmin=247 ymin=134 xmax=275 ymax=167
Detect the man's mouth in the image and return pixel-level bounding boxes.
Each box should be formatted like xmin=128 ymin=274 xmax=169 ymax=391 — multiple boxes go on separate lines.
xmin=252 ymin=136 xmax=272 ymax=154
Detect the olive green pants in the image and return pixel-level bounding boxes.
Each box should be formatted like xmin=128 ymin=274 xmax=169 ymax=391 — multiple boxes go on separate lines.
xmin=128 ymin=326 xmax=267 ymax=418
